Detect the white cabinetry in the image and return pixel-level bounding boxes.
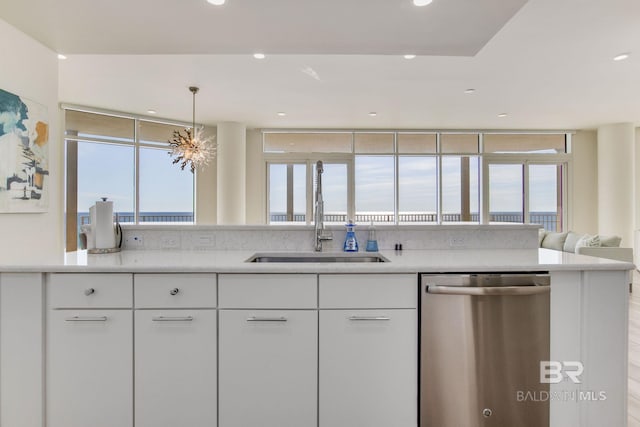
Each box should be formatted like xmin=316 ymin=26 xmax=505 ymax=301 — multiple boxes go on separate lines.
xmin=319 ymin=274 xmax=418 ymax=427
xmin=0 ymin=273 xmax=44 ymax=427
xmin=218 ymin=274 xmax=318 ymax=427
xmin=47 ymin=273 xmax=133 ymax=427
xmin=134 ymin=274 xmax=217 ymax=427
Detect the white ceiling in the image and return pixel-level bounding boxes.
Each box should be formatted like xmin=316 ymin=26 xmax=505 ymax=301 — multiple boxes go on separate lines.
xmin=2 ymin=0 xmax=640 ymax=130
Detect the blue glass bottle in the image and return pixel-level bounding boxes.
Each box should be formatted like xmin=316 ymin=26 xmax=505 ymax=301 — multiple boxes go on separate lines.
xmin=365 ymin=221 xmax=379 ymax=252
xmin=344 ymin=221 xmax=358 ymax=252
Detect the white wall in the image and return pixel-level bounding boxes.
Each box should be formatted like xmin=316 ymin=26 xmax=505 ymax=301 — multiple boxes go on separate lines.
xmin=217 ymin=122 xmax=246 ymax=224
xmin=636 ymin=127 xmax=640 ymax=231
xmin=195 ymin=125 xmax=217 ymax=224
xmin=570 ymin=130 xmax=598 ymax=233
xmin=0 ymin=19 xmax=60 ymax=259
xmin=245 ymin=129 xmax=265 ymax=224
xmin=597 ymin=123 xmax=635 ymax=246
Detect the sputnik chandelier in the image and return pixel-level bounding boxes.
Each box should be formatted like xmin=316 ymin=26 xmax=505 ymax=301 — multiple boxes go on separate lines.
xmin=168 ymin=86 xmax=216 ymax=173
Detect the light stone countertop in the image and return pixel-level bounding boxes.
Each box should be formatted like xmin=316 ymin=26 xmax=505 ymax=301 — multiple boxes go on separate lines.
xmin=0 ymin=248 xmax=634 ymax=273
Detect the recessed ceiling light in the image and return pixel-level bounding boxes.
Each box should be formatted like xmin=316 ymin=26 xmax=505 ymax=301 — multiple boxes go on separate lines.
xmin=253 ymin=53 xmax=266 ymax=59
xmin=147 ymin=109 xmax=157 ymax=114
xmin=57 ymin=54 xmax=67 ymax=60
xmin=413 ymin=0 xmax=433 ymax=6
xmin=369 ymin=112 xmax=378 ymax=117
xmin=498 ymin=113 xmax=508 ymax=118
xmin=277 ymin=112 xmax=286 ymax=117
xmin=613 ymin=53 xmax=630 ymax=61
xmin=464 ymin=88 xmax=476 ymax=94
xmin=207 ymin=0 xmax=226 ymax=5
xmin=404 ymin=54 xmax=416 ymax=60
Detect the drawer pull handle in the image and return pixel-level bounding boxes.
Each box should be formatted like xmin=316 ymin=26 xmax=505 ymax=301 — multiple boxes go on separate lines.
xmin=170 ymin=288 xmax=180 ymax=296
xmin=246 ymin=316 xmax=288 ymax=322
xmin=349 ymin=316 xmax=391 ymax=321
xmin=84 ymin=288 xmax=95 ymax=296
xmin=152 ymin=316 xmax=194 ymax=322
xmin=66 ymin=316 xmax=107 ymax=322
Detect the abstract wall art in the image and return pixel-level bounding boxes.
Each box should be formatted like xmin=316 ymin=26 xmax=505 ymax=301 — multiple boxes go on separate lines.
xmin=0 ymin=88 xmax=49 ymax=212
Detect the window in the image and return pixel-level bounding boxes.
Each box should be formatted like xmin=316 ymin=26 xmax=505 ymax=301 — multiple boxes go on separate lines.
xmin=65 ymin=109 xmax=195 ymax=251
xmin=267 ymin=161 xmax=348 ymax=224
xmin=484 ymin=134 xmax=566 ymax=154
xmin=268 ymin=163 xmax=307 ymax=223
xmin=488 ymin=164 xmax=524 ymax=224
xmin=355 ymin=156 xmax=395 ymax=223
xmin=77 ymin=141 xmax=135 ymax=220
xmin=263 ymin=131 xmax=569 ymax=229
xmin=485 ymin=162 xmax=565 ymax=230
xmin=529 ymin=164 xmax=563 ymax=231
xmin=442 ymin=156 xmax=479 ymax=222
xmin=313 ymin=162 xmax=348 ymax=223
xmin=398 ymin=156 xmax=437 ymax=223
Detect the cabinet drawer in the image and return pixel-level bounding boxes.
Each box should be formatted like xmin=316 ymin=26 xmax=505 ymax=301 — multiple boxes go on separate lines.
xmin=134 ymin=274 xmax=216 ymax=308
xmin=218 ymin=274 xmax=316 ymax=308
xmin=319 ymin=274 xmax=417 ymax=308
xmin=49 ymin=274 xmax=132 ymax=309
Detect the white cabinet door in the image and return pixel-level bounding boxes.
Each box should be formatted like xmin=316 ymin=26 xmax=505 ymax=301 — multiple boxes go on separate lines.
xmin=0 ymin=273 xmax=43 ymax=427
xmin=319 ymin=309 xmax=418 ymax=427
xmin=219 ymin=309 xmax=318 ymax=427
xmin=47 ymin=309 xmax=133 ymax=427
xmin=135 ymin=309 xmax=217 ymax=427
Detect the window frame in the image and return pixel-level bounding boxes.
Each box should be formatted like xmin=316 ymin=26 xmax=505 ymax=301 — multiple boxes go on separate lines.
xmin=63 ymin=105 xmax=197 ymax=251
xmin=263 ymin=130 xmax=572 ymax=228
xmin=264 ymin=153 xmax=353 ymax=224
xmin=482 ymin=154 xmax=569 ymax=230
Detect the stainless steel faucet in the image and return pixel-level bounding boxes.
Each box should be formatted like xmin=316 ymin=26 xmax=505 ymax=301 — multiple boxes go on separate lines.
xmin=314 ymin=160 xmax=333 ymax=251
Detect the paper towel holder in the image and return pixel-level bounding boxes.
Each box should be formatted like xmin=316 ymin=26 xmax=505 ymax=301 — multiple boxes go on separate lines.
xmin=86 ymin=198 xmax=123 ymax=254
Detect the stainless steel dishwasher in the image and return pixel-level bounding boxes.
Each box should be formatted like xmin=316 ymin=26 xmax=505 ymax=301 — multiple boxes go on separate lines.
xmin=420 ymin=273 xmax=550 ymax=427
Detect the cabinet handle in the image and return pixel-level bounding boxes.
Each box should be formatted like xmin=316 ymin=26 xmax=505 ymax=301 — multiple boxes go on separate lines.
xmin=348 ymin=316 xmax=391 ymax=321
xmin=65 ymin=315 xmax=107 ymax=322
xmin=169 ymin=288 xmax=179 ymax=296
xmin=152 ymin=316 xmax=193 ymax=322
xmin=246 ymin=316 xmax=288 ymax=322
xmin=84 ymin=288 xmax=95 ymax=296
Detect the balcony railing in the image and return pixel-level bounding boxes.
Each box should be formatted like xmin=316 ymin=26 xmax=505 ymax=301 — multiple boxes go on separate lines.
xmin=79 ymin=211 xmax=560 ymax=231
xmin=269 ymin=212 xmax=561 ymax=231
xmin=79 ymin=213 xmax=194 ymax=225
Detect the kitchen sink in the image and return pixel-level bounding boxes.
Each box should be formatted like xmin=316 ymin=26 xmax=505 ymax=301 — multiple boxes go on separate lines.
xmin=246 ymin=252 xmax=389 ymax=263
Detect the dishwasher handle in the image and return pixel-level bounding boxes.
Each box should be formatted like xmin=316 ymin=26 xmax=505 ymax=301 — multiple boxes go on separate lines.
xmin=426 ymin=284 xmax=549 ymax=296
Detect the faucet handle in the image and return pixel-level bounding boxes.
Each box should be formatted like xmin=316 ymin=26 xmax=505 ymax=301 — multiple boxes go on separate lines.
xmin=319 ymin=231 xmax=333 ymax=241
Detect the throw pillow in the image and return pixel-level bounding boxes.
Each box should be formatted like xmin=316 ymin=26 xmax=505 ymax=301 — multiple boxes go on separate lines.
xmin=575 ymin=234 xmax=601 ymax=249
xmin=598 ymin=235 xmax=622 ymax=247
xmin=563 ymin=231 xmax=583 ymax=253
xmin=538 ymin=229 xmax=548 ymax=246
xmin=541 ymin=231 xmax=569 ymax=251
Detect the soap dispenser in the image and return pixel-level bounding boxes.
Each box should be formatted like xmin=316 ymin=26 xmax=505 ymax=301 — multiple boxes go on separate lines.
xmin=343 ymin=221 xmax=359 ymax=252
xmin=365 ymin=221 xmax=379 ymax=252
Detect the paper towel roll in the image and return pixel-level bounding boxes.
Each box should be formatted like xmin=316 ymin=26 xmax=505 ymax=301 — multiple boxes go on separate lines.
xmin=88 ymin=206 xmax=97 ymax=249
xmin=94 ymin=200 xmax=116 ymax=249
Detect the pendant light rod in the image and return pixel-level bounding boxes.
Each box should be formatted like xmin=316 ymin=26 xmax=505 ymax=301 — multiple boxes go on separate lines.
xmin=189 ymin=86 xmax=199 ymax=130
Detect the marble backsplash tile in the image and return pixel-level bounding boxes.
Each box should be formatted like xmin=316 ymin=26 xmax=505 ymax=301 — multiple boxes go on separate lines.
xmin=121 ymin=224 xmax=540 ymax=251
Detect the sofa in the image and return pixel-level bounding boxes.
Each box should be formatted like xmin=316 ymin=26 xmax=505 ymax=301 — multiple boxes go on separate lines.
xmin=539 ymin=230 xmax=634 ymax=263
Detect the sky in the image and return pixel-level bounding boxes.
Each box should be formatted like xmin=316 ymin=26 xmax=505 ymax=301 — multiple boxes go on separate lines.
xmin=77 ymin=141 xmax=194 ymax=213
